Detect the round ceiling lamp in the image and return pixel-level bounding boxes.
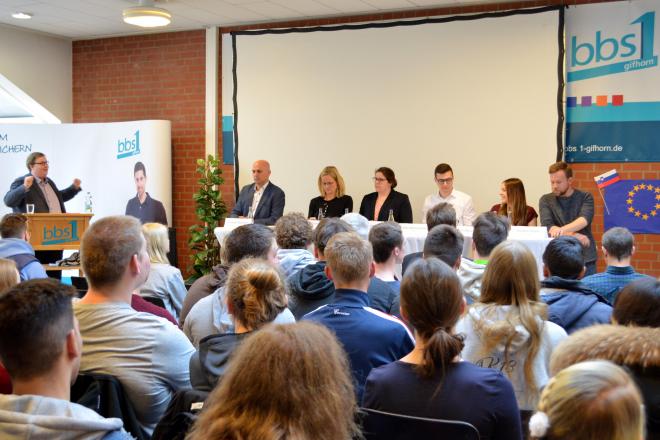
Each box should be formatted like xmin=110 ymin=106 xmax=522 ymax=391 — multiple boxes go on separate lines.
xmin=123 ymin=2 xmax=171 ymax=28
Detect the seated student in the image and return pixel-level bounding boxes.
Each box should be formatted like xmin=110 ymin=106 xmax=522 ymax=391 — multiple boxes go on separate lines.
xmin=549 ymin=324 xmax=659 ymax=438
xmin=187 ymin=322 xmax=360 ymax=440
xmin=613 ymin=277 xmax=660 ymax=328
xmin=189 ymin=258 xmax=287 ymax=391
xmin=0 ymin=279 xmax=132 ymax=439
xmin=0 ymin=258 xmax=19 ymax=293
xmin=184 ymin=224 xmax=294 ymax=347
xmin=0 ymin=213 xmax=48 ymax=281
xmin=458 ymin=212 xmax=509 ymax=303
xmin=540 ymin=236 xmax=612 ymax=334
xmin=401 ymin=202 xmax=456 ymax=274
xmin=74 ymin=215 xmax=195 ymax=435
xmin=369 ymin=222 xmax=404 ymax=292
xmin=456 ymin=241 xmax=567 ymax=411
xmin=422 ymin=224 xmax=464 ymax=270
xmin=491 ymin=178 xmax=538 ymax=226
xmin=581 ymin=227 xmax=653 ymax=304
xmin=308 ymin=166 xmax=353 ymax=219
xmin=359 ymin=167 xmax=413 ymax=223
xmin=363 ymin=258 xmax=523 ymax=439
xmin=139 ymin=223 xmax=187 ymax=321
xmin=275 ymin=212 xmax=315 ymax=278
xmin=529 ymin=360 xmax=644 ymax=440
xmin=303 ymin=232 xmax=414 ymax=401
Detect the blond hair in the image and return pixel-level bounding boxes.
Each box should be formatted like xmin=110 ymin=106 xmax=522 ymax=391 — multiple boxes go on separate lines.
xmin=325 ymin=232 xmax=372 ymax=285
xmin=0 ymin=258 xmax=19 ymax=294
xmin=475 ymin=241 xmax=547 ymax=401
xmin=532 ymin=360 xmax=644 ymax=440
xmin=317 ymin=166 xmax=346 ymax=198
xmin=226 ymin=258 xmax=288 ymax=330
xmin=142 ymin=222 xmax=170 ymax=264
xmin=187 ymin=322 xmax=359 ymax=440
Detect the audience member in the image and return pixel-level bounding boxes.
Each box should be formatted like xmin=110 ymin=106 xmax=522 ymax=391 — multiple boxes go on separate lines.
xmin=189 ymin=258 xmax=288 ymax=392
xmin=303 ymin=232 xmax=414 ymax=401
xmin=308 ymin=165 xmax=353 ymax=218
xmin=187 ymin=322 xmax=359 ymax=440
xmin=539 ymin=161 xmax=597 ymax=275
xmin=0 ymin=279 xmax=131 ymax=439
xmin=74 ymin=215 xmax=194 ymax=435
xmin=184 ymin=224 xmax=294 ymax=347
xmin=422 ymin=224 xmax=464 ymax=269
xmin=275 ymin=212 xmax=315 ymax=278
xmin=456 ymin=241 xmax=567 ymax=410
xmin=229 ymin=160 xmax=285 ymax=225
xmin=340 ymin=212 xmax=370 ymax=239
xmin=549 ymin=325 xmax=659 ymax=438
xmin=359 ymin=167 xmax=413 ymax=223
xmin=0 ymin=213 xmax=47 ymax=280
xmin=288 ymin=218 xmax=398 ymax=318
xmin=363 ymin=258 xmax=522 ymax=439
xmin=369 ymin=222 xmax=403 ymax=292
xmin=139 ymin=222 xmax=187 ymax=321
xmin=581 ymin=227 xmax=653 ymax=304
xmin=540 ymin=236 xmax=612 ymax=334
xmin=613 ymin=277 xmax=660 ymax=327
xmin=529 ymin=360 xmax=644 ymax=440
xmin=422 ymin=163 xmax=476 ymax=226
xmin=491 ymin=177 xmax=538 ymax=226
xmin=458 ymin=212 xmax=509 ymax=303
xmin=401 ymin=201 xmax=456 ymax=273
xmin=0 ymin=258 xmax=19 ymax=293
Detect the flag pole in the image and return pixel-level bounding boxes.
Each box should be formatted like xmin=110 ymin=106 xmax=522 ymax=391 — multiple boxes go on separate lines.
xmin=597 ymin=186 xmax=610 ymax=215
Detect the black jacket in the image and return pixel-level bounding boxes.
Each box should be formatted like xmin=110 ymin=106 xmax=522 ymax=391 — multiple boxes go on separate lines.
xmin=4 ymin=174 xmax=80 ymax=213
xmin=359 ymin=190 xmax=413 ymax=223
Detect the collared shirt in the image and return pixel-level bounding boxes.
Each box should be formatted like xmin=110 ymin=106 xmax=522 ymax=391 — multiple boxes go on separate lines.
xmin=35 ymin=176 xmax=62 ymax=213
xmin=422 ymin=189 xmax=476 ymax=226
xmin=125 ymin=193 xmax=168 ymax=225
xmin=581 ymin=265 xmax=653 ymax=305
xmin=249 ymin=181 xmax=269 ymax=217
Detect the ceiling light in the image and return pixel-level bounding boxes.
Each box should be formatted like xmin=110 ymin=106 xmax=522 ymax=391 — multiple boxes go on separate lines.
xmin=123 ymin=1 xmax=171 ymax=28
xmin=12 ymin=12 xmax=32 ymax=20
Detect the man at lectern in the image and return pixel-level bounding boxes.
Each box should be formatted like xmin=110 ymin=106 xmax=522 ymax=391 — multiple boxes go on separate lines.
xmin=3 ymin=152 xmax=82 ymax=214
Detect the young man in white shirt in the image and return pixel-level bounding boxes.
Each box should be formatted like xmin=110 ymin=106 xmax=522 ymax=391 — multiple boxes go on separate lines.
xmin=421 ymin=163 xmax=476 ymax=226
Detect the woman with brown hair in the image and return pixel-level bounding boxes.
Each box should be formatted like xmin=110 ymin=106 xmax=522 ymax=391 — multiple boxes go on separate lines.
xmin=189 ymin=258 xmax=288 ymax=391
xmin=359 ymin=167 xmax=413 ymax=223
xmin=490 ymin=178 xmax=538 ymax=226
xmin=456 ymin=241 xmax=567 ymax=411
xmin=363 ymin=258 xmax=522 ymax=439
xmin=187 ymin=322 xmax=359 ymax=440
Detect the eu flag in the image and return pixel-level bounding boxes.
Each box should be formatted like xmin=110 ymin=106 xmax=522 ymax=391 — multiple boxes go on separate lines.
xmin=603 ymin=180 xmax=660 ymax=234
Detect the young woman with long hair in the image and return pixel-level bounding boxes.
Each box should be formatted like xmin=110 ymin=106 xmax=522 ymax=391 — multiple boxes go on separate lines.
xmin=456 ymin=241 xmax=567 ymax=411
xmin=363 ymin=257 xmax=522 ymax=439
xmin=491 ymin=177 xmax=538 ymax=226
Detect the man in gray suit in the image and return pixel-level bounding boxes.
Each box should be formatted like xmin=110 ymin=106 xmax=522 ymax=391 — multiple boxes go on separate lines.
xmin=229 ymin=160 xmax=285 ymax=226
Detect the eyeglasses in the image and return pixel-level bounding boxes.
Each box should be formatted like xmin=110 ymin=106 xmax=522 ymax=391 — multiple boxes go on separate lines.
xmin=372 ymin=177 xmax=388 ymax=182
xmin=33 ymin=161 xmax=49 ymax=166
xmin=435 ymin=178 xmax=453 ymax=185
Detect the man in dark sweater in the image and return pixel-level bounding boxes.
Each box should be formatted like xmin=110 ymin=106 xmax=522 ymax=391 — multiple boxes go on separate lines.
xmin=539 ymin=161 xmax=597 ymax=275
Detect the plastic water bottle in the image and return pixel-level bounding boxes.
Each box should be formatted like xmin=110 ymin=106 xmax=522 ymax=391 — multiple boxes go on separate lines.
xmin=84 ymin=192 xmax=93 ymax=213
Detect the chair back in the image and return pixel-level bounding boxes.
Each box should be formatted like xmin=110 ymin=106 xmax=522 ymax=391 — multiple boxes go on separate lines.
xmin=142 ymin=295 xmax=166 ymax=309
xmin=361 ymin=407 xmax=480 ymax=440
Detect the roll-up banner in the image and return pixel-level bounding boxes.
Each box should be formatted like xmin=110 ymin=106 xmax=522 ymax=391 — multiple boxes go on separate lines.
xmin=0 ymin=120 xmax=172 ymax=224
xmin=565 ymin=0 xmax=660 ymax=163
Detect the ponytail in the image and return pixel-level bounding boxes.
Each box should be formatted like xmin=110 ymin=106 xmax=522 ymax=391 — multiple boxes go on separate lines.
xmin=416 ymin=328 xmax=464 ymax=379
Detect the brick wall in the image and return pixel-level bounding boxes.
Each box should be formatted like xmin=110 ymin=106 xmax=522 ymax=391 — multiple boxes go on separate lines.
xmin=571 ymin=163 xmax=659 ymax=277
xmin=73 ymin=30 xmax=234 ymax=274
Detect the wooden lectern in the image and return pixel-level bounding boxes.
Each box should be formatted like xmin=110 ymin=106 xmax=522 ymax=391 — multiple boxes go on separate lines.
xmin=26 ymin=213 xmax=93 ymax=271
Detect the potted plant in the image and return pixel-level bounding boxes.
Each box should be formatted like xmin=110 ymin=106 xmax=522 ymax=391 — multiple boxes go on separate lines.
xmin=188 ymin=154 xmax=228 ymax=283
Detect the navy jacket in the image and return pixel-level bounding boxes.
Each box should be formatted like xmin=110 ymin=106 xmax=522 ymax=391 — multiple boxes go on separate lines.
xmin=229 ymin=182 xmax=285 ymax=226
xmin=302 ymin=288 xmax=414 ymax=401
xmin=359 ymin=190 xmax=413 ymax=223
xmin=4 ymin=174 xmax=80 ymax=213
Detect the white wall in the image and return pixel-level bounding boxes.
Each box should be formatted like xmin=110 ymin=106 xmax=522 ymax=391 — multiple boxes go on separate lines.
xmin=0 ymin=25 xmax=72 ymax=122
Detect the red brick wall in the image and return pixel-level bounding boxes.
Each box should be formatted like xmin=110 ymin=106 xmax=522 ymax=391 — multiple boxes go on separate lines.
xmin=73 ymin=30 xmax=234 ymax=274
xmin=571 ymin=163 xmax=659 ymax=277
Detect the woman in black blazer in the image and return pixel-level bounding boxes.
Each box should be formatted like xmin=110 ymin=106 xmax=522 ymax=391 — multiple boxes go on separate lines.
xmin=359 ymin=167 xmax=413 ymax=223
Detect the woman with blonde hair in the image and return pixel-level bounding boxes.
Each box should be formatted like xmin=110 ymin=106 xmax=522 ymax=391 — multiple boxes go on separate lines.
xmin=363 ymin=258 xmax=522 ymax=439
xmin=529 ymin=360 xmax=644 ymax=440
xmin=139 ymin=222 xmax=187 ymax=321
xmin=490 ymin=178 xmax=538 ymax=226
xmin=189 ymin=258 xmax=288 ymax=391
xmin=308 ymin=166 xmax=353 ymax=219
xmin=0 ymin=258 xmax=19 ymax=294
xmin=456 ymin=241 xmax=567 ymax=411
xmin=187 ymin=321 xmax=359 ymax=440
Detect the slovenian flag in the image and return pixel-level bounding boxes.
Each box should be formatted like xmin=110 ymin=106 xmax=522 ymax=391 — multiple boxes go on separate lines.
xmin=594 ymin=169 xmax=620 ymax=189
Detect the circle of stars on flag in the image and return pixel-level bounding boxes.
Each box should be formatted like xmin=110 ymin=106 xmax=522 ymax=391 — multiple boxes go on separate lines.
xmin=626 ymin=183 xmax=659 ymax=221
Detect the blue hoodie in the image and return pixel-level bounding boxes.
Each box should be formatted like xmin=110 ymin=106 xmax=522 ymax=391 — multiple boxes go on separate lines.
xmin=0 ymin=238 xmax=48 ymax=281
xmin=540 ymin=276 xmax=612 ymax=334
